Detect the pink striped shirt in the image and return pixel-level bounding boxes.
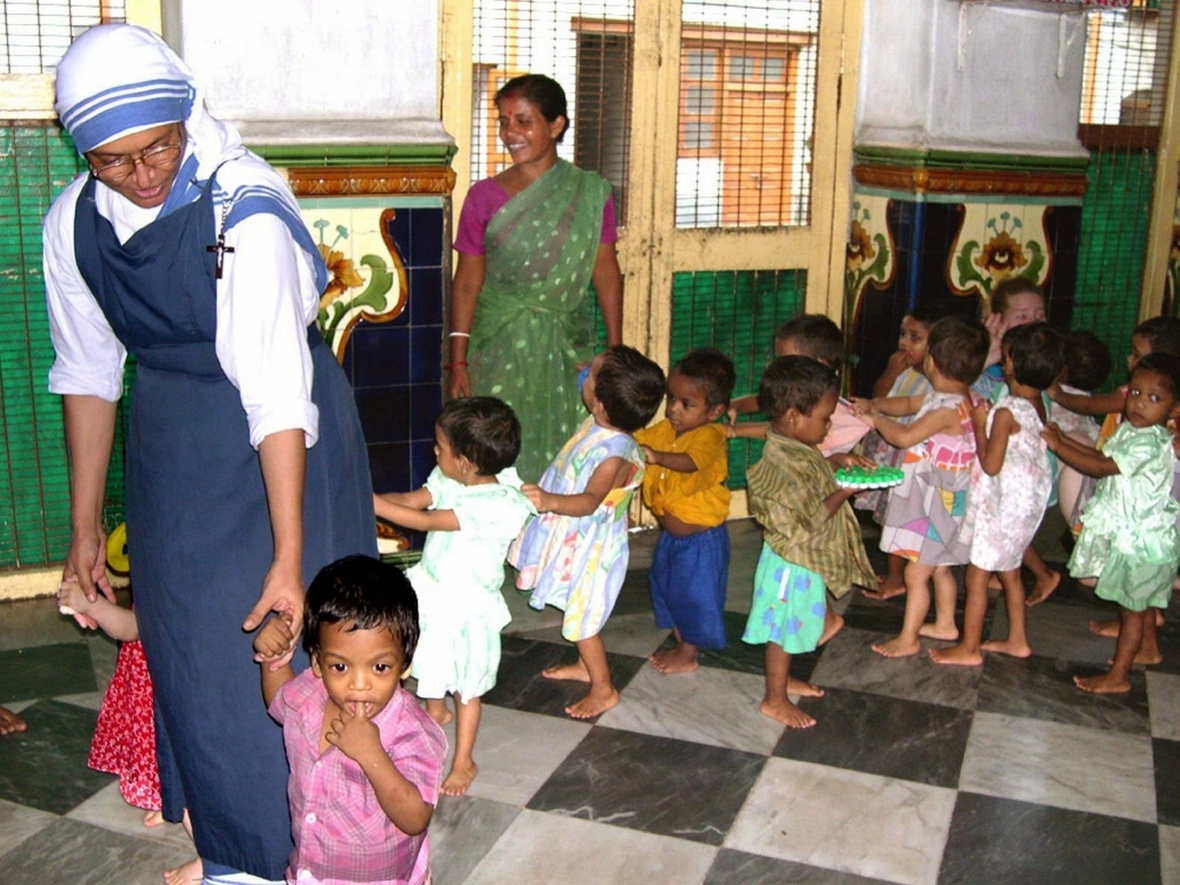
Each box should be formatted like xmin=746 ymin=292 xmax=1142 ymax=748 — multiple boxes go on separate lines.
xmin=270 ymin=669 xmax=446 ymax=885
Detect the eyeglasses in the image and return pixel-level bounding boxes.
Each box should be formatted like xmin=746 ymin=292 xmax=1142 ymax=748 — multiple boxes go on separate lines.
xmin=89 ymin=129 xmax=185 ymax=183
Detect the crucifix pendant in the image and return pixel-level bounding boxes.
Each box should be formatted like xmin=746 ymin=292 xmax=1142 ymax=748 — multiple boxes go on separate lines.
xmin=206 ymin=234 xmax=235 ymax=279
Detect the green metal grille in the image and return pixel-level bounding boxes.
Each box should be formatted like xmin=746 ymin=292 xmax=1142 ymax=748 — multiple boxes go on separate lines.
xmin=669 ymin=269 xmax=806 ymax=489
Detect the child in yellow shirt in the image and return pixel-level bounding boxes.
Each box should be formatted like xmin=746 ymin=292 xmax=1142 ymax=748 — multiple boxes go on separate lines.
xmin=635 ymin=348 xmax=736 ymax=674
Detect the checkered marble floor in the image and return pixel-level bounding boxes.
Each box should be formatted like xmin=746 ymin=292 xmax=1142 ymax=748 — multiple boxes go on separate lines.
xmin=3 ymin=516 xmax=1180 ymax=884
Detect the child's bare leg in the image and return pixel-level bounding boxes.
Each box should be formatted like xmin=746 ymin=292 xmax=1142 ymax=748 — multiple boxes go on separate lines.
xmin=650 ymin=627 xmax=701 ymax=674
xmin=163 ymin=810 xmax=202 ymax=885
xmin=1023 ymin=545 xmax=1061 ymax=606
xmin=918 ymin=566 xmax=959 ymax=640
xmin=424 ymin=697 xmax=453 ymax=727
xmin=982 ymin=568 xmax=1033 ymax=658
xmin=872 ymin=561 xmax=931 ymax=657
xmin=1077 ymin=607 xmax=1145 ymax=693
xmin=863 ymin=553 xmax=907 ymax=600
xmin=1091 ymin=608 xmax=1164 ymax=638
xmin=0 ymin=705 xmax=26 ymax=735
xmin=761 ymin=641 xmax=816 ymax=728
xmin=564 ymin=635 xmax=619 ymax=719
xmin=818 ymin=604 xmax=844 ymax=646
xmin=441 ymin=694 xmax=480 ymax=796
xmin=930 ymin=565 xmax=989 ymax=666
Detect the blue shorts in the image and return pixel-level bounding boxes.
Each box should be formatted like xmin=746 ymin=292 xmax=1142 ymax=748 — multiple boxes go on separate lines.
xmin=649 ymin=524 xmax=730 ymax=648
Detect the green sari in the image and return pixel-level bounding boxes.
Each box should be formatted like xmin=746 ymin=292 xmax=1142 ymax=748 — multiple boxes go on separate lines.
xmin=470 ymin=159 xmax=612 ymax=481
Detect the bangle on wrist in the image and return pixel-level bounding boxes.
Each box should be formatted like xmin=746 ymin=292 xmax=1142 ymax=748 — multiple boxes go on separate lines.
xmin=443 ymin=361 xmax=468 ymax=372
xmin=448 ymin=331 xmax=471 ymax=338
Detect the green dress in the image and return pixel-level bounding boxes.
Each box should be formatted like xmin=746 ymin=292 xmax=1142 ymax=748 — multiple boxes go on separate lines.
xmin=1069 ymin=423 xmax=1179 ymax=611
xmin=469 ymin=159 xmax=611 ymax=481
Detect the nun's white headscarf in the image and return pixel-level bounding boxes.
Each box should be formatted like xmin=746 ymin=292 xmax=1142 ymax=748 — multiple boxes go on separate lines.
xmin=54 ymin=23 xmax=326 ymax=290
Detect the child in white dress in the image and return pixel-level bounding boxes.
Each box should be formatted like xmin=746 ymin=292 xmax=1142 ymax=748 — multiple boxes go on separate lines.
xmin=510 ymin=345 xmax=666 ymax=719
xmin=932 ymin=322 xmax=1065 ymax=666
xmin=374 ymin=397 xmax=533 ymax=795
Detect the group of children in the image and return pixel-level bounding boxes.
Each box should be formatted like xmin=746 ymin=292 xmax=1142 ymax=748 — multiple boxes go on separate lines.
xmin=61 ymin=282 xmax=1180 ymax=883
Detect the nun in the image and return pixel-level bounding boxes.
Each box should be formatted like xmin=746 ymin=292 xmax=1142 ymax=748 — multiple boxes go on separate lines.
xmin=43 ymin=23 xmax=376 ymax=883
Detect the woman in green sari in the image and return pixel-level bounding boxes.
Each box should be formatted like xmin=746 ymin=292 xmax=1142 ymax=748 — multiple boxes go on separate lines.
xmin=449 ymin=74 xmax=624 ymax=481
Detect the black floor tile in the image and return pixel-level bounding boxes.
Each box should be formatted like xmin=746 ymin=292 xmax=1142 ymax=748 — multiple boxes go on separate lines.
xmin=938 ymin=792 xmax=1160 ymax=885
xmin=1153 ymin=737 xmax=1180 ymax=826
xmin=771 ymin=686 xmax=972 ymax=788
xmin=695 ymin=611 xmax=823 ymax=682
xmin=527 ymin=726 xmax=766 ymax=845
xmin=0 ymin=700 xmax=112 ymax=814
xmin=704 ymin=848 xmax=893 ymax=884
xmin=0 ymin=643 xmax=96 ymax=704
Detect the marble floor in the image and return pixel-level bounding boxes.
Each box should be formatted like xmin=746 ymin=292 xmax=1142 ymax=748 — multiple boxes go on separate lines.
xmin=2 ymin=515 xmax=1180 ymax=884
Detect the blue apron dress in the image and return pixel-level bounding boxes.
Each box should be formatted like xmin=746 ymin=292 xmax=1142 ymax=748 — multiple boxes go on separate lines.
xmin=73 ymin=171 xmax=377 ymax=880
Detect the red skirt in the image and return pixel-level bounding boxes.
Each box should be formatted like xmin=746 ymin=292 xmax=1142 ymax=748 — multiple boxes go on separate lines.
xmin=88 ymin=639 xmax=161 ymax=811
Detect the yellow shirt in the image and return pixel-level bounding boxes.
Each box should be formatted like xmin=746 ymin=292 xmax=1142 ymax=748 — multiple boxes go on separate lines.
xmin=633 ymin=419 xmax=730 ymax=527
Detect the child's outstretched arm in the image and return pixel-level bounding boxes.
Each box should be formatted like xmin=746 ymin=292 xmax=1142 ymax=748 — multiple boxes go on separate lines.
xmin=870 ymin=402 xmax=958 ymax=450
xmin=641 ymin=445 xmax=697 ymax=473
xmin=729 ymin=393 xmax=759 ymax=416
xmin=56 ymin=579 xmax=137 ymax=641
xmin=523 ymin=457 xmax=629 ymax=516
xmin=726 ymin=420 xmax=769 ymax=441
xmin=1043 ymin=423 xmax=1120 ymax=478
xmin=374 ymin=488 xmax=461 ymax=533
xmin=254 ymin=613 xmax=297 ymax=706
xmin=1049 ymin=385 xmax=1124 ymax=417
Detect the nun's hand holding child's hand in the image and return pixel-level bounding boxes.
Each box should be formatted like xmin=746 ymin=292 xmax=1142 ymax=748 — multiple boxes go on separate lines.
xmin=253 ymin=612 xmax=295 ymax=667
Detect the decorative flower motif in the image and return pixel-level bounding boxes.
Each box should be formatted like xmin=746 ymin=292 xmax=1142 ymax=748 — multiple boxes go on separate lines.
xmin=318 ymin=243 xmax=365 ymax=308
xmin=846 ymin=219 xmax=876 ymax=272
xmin=974 ymin=230 xmax=1027 ymax=280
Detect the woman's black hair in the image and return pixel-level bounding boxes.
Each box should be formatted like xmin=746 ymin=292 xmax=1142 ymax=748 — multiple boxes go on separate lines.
xmin=1063 ymin=330 xmax=1112 ymax=391
xmin=1132 ymin=352 xmax=1180 ymax=399
xmin=758 ymin=355 xmax=839 ymax=421
xmin=495 ymin=74 xmax=570 ymax=142
xmin=303 ymin=555 xmax=420 ymax=666
xmin=1133 ymin=316 xmax=1180 ymax=357
xmin=773 ymin=314 xmax=845 ymax=373
xmin=435 ymin=396 xmax=521 ymax=476
xmin=671 ymin=347 xmax=736 ymax=408
xmin=594 ymin=345 xmax=666 ymax=432
xmin=926 ymin=317 xmax=990 ymax=384
xmin=1003 ymin=321 xmax=1065 ymax=390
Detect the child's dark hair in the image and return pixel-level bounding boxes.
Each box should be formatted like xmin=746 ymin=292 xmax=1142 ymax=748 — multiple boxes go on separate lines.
xmin=435 ymin=396 xmax=521 ymax=475
xmin=774 ymin=314 xmax=845 ymax=373
xmin=905 ymin=303 xmax=943 ymax=327
xmin=671 ymin=347 xmax=736 ymax=408
xmin=926 ymin=316 xmax=990 ymax=383
xmin=758 ymin=355 xmax=839 ymax=421
xmin=1003 ymin=321 xmax=1065 ymax=390
xmin=1133 ymin=316 xmax=1180 ymax=357
xmin=1132 ymin=352 xmax=1180 ymax=399
xmin=303 ymin=555 xmax=420 ymax=665
xmin=495 ymin=74 xmax=569 ymax=141
xmin=990 ymin=277 xmax=1044 ymax=317
xmin=1063 ymin=330 xmax=1111 ymax=391
xmin=594 ymin=345 xmax=666 ymax=432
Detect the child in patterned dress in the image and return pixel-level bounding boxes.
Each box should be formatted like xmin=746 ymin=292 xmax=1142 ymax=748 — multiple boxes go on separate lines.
xmin=852 ymin=317 xmax=991 ymax=658
xmin=635 ymin=348 xmax=735 ymax=675
xmin=1042 ymin=353 xmax=1180 ymax=692
xmin=743 ymin=357 xmax=877 ymax=728
xmin=374 ymin=396 xmax=533 ymax=797
xmin=931 ymin=322 xmax=1065 ymax=666
xmin=56 ymin=580 xmax=201 ymax=885
xmin=510 ymin=345 xmax=666 ymax=718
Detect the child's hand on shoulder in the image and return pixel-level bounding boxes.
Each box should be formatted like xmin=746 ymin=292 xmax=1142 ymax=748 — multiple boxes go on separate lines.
xmin=827 ymin=452 xmax=874 ymax=469
xmin=56 ymin=579 xmax=89 ymax=618
xmin=253 ymin=612 xmax=295 ymax=664
xmin=1041 ymin=422 xmax=1064 ymax=452
xmin=326 ymin=702 xmax=382 ymax=763
xmin=848 ymin=397 xmax=876 ymax=418
xmin=640 ymin=444 xmax=659 ymax=466
xmin=971 ymin=397 xmax=991 ymax=426
xmin=521 ymin=483 xmax=553 ymax=513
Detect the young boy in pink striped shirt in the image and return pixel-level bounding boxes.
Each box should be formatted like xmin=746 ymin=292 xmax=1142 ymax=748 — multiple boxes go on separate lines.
xmin=254 ymin=555 xmax=446 ymax=885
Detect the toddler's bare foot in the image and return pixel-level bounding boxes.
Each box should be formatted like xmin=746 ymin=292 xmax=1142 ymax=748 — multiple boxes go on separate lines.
xmin=918 ymin=623 xmax=959 ymax=641
xmin=143 ymin=810 xmax=165 ymax=828
xmin=543 ymin=661 xmax=591 ymax=682
xmin=1089 ymin=618 xmax=1119 ymax=638
xmin=862 ymin=576 xmax=905 ymax=601
xmin=0 ymin=706 xmax=26 ymax=735
xmin=164 ymin=856 xmax=203 ymax=885
xmin=565 ymin=686 xmax=619 ymax=719
xmin=818 ymin=612 xmax=845 ymax=646
xmin=440 ymin=760 xmax=478 ymax=797
xmin=1075 ymin=672 xmax=1131 ymax=694
xmin=786 ymin=678 xmax=824 ymax=698
xmin=424 ymin=699 xmax=453 ymax=727
xmin=1025 ymin=569 xmax=1061 ymax=606
xmin=650 ymin=643 xmax=699 ymax=674
xmin=981 ymin=639 xmax=1032 ymax=658
xmin=761 ymin=697 xmax=816 ymax=728
xmin=929 ymin=645 xmax=983 ymax=666
xmin=871 ymin=636 xmax=920 ymax=658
